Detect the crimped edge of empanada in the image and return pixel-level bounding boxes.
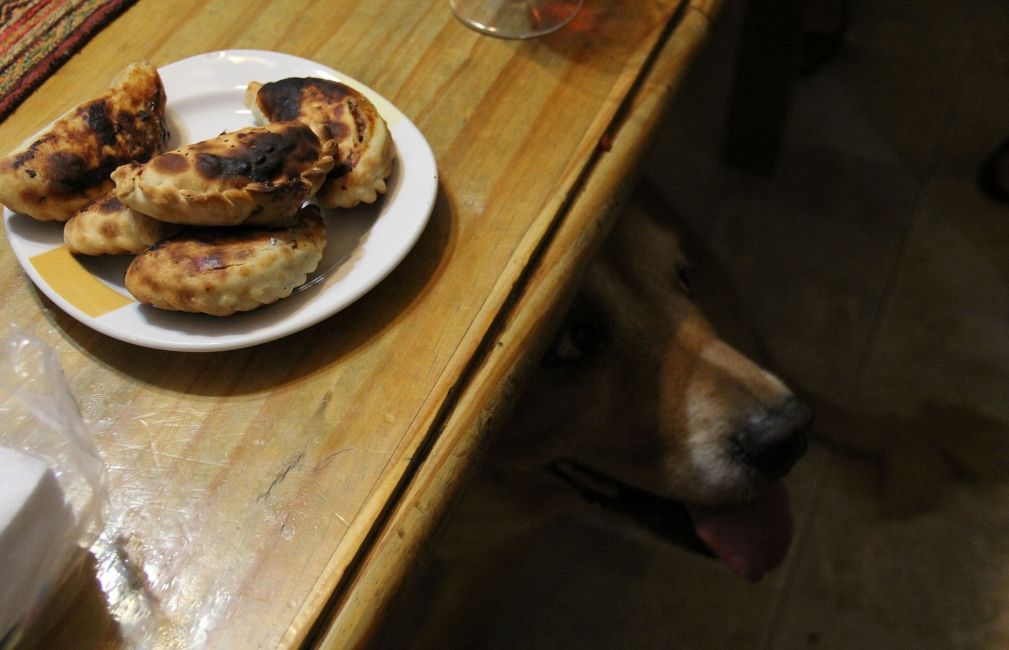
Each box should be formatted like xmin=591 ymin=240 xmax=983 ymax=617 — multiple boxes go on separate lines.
xmin=64 ymin=191 xmax=179 ymax=255
xmin=113 ymin=162 xmax=301 ymax=227
xmin=124 ymin=204 xmax=327 ymax=316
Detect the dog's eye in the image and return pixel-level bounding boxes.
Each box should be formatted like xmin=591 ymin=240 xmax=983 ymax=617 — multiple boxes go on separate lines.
xmin=676 ymin=263 xmax=694 ymax=296
xmin=547 ymin=319 xmax=598 ymax=363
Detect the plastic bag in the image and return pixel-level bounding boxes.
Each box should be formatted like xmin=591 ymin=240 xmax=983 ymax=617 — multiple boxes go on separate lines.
xmin=0 ymin=329 xmax=106 ymax=645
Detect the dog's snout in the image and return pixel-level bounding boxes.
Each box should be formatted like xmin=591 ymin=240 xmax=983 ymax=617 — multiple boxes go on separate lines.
xmin=732 ymin=397 xmax=812 ymax=482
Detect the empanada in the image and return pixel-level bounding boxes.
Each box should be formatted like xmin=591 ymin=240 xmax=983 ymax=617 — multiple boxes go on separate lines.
xmin=245 ymin=78 xmax=394 ymax=208
xmin=64 ymin=191 xmax=178 ymax=256
xmin=113 ymin=121 xmax=335 ymax=227
xmin=0 ymin=61 xmax=169 ymax=222
xmin=125 ymin=204 xmax=327 ymax=316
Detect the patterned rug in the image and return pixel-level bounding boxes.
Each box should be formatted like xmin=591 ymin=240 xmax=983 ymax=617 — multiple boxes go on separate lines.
xmin=0 ymin=0 xmax=137 ymax=123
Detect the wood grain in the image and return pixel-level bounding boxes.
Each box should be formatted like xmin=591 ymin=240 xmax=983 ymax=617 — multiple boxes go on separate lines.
xmin=0 ymin=1 xmax=723 ymax=647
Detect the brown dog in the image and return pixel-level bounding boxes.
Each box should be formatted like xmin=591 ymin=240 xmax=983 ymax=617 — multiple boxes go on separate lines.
xmin=376 ymin=187 xmax=812 ymax=645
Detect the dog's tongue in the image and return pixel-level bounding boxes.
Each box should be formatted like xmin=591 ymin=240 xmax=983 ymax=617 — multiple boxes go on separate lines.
xmin=686 ymin=483 xmax=794 ymax=582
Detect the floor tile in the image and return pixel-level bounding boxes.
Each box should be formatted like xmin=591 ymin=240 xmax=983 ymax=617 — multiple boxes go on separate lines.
xmin=769 ymin=459 xmax=1009 ymax=649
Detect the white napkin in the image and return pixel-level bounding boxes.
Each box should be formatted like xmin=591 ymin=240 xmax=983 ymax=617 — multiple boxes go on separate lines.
xmin=0 ymin=445 xmax=76 ymax=638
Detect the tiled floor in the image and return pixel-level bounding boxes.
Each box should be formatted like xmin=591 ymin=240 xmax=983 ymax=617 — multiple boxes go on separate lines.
xmin=377 ymin=0 xmax=1009 ymax=647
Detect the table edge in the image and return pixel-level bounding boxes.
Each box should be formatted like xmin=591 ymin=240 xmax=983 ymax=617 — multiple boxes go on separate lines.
xmin=308 ymin=3 xmax=724 ymax=648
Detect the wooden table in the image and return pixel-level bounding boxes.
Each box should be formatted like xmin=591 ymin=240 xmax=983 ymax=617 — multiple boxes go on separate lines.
xmin=2 ymin=0 xmax=723 ymax=647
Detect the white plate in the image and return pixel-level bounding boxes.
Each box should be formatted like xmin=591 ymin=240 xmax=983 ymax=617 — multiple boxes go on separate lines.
xmin=3 ymin=50 xmax=437 ymax=352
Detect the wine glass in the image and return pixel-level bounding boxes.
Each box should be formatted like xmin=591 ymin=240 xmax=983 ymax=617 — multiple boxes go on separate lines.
xmin=450 ymin=0 xmax=584 ymax=39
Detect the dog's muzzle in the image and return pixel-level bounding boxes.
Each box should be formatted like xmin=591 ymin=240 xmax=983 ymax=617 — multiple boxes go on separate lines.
xmin=544 ymin=398 xmax=813 ymax=581
xmin=731 ymin=396 xmax=812 ymax=482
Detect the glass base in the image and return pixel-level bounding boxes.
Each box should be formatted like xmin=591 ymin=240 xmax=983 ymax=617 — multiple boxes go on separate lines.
xmin=450 ymin=0 xmax=584 ymax=40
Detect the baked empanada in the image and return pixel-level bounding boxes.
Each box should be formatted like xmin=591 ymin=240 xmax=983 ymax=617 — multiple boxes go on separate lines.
xmin=64 ymin=191 xmax=178 ymax=256
xmin=124 ymin=204 xmax=327 ymax=316
xmin=245 ymin=78 xmax=394 ymax=208
xmin=0 ymin=61 xmax=169 ymax=222
xmin=113 ymin=121 xmax=335 ymax=227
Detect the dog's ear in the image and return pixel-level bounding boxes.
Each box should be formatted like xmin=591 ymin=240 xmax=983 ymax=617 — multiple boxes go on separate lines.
xmin=620 ymin=181 xmax=697 ymax=295
xmin=632 ymin=179 xmax=770 ymax=361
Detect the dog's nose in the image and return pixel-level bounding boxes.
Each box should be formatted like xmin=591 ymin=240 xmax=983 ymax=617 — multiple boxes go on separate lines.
xmin=732 ymin=397 xmax=812 ymax=481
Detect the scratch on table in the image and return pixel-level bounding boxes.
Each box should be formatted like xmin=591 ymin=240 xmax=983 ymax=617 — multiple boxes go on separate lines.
xmin=153 ymin=451 xmax=229 ymax=467
xmin=314 ymin=448 xmax=351 ymax=472
xmin=314 ymin=391 xmax=333 ymax=418
xmin=257 ymin=451 xmax=305 ymax=502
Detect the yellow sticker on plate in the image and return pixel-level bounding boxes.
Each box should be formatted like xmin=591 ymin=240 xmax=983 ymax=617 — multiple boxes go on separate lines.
xmin=30 ymin=247 xmax=132 ymax=318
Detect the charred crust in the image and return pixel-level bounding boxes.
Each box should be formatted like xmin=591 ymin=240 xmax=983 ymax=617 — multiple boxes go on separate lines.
xmin=258 ymin=77 xmax=354 ymax=121
xmin=12 ymin=134 xmax=57 ymax=168
xmin=99 ymin=220 xmax=120 ymax=238
xmin=152 ymin=152 xmax=188 ymax=173
xmin=189 ymin=125 xmax=321 ymax=184
xmin=44 ymin=151 xmax=104 ymax=198
xmin=258 ymin=78 xmax=313 ymax=121
xmin=83 ymin=100 xmax=117 ymax=146
xmin=329 ymin=161 xmax=353 ymax=180
xmin=96 ymin=193 xmax=124 ymax=212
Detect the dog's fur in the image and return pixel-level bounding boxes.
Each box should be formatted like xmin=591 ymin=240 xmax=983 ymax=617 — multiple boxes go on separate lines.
xmin=374 ymin=188 xmax=811 ymax=648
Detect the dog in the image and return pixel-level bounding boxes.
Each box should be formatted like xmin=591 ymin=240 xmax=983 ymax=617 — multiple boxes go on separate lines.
xmin=374 ymin=184 xmax=812 ymax=647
